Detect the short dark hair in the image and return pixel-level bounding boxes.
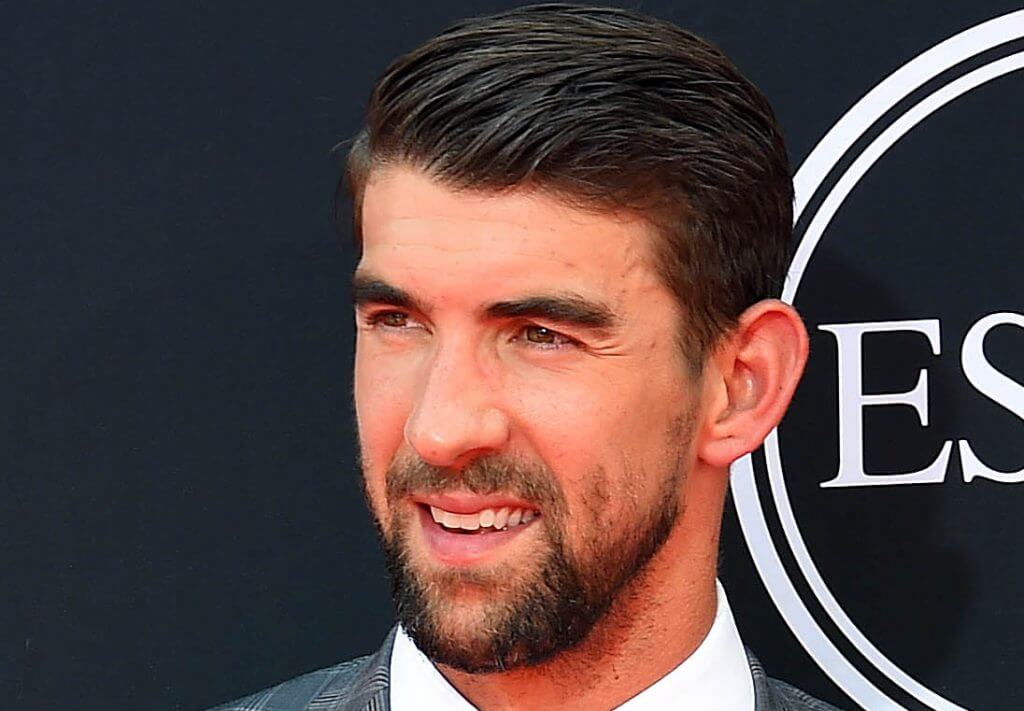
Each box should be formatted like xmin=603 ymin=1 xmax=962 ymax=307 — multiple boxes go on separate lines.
xmin=343 ymin=2 xmax=793 ymax=367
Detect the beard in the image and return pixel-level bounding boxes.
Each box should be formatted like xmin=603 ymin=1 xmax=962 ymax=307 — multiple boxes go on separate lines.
xmin=370 ymin=451 xmax=683 ymax=674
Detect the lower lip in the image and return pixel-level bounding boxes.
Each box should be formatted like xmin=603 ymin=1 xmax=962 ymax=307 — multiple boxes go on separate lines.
xmin=416 ymin=505 xmax=536 ymax=565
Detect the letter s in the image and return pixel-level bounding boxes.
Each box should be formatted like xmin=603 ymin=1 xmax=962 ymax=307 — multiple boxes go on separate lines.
xmin=959 ymin=312 xmax=1024 ymax=483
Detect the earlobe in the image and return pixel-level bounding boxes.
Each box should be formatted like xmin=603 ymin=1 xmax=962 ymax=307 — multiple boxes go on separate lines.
xmin=698 ymin=300 xmax=809 ymax=468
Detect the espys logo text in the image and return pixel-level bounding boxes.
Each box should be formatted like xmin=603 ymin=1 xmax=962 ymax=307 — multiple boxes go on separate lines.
xmin=732 ymin=11 xmax=1024 ymax=710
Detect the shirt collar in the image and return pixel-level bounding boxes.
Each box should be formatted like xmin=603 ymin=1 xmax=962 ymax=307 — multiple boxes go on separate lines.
xmin=389 ymin=580 xmax=754 ymax=711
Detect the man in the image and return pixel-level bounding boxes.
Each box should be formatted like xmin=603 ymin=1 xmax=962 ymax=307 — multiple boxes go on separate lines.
xmin=213 ymin=4 xmax=841 ymax=710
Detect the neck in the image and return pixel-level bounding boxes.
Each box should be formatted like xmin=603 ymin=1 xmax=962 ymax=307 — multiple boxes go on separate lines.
xmin=439 ymin=471 xmax=726 ymax=711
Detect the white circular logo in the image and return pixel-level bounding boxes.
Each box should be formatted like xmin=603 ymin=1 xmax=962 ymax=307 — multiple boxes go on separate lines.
xmin=731 ymin=10 xmax=1024 ymax=710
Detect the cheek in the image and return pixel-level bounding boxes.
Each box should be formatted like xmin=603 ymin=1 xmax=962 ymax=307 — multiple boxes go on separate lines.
xmin=514 ymin=366 xmax=656 ymax=471
xmin=513 ymin=370 xmax=689 ymax=534
xmin=354 ymin=346 xmax=417 ymax=510
xmin=513 ymin=381 xmax=626 ymax=522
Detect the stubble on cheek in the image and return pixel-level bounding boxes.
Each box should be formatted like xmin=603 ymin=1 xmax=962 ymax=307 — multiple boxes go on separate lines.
xmin=358 ymin=449 xmax=400 ymax=556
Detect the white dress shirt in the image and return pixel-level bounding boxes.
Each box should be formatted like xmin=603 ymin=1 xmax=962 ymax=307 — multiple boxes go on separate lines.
xmin=389 ymin=580 xmax=755 ymax=710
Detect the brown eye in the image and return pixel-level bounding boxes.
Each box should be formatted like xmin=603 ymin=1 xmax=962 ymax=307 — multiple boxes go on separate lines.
xmin=378 ymin=312 xmax=409 ymax=328
xmin=525 ymin=326 xmax=556 ymax=344
xmin=522 ymin=325 xmax=574 ymax=348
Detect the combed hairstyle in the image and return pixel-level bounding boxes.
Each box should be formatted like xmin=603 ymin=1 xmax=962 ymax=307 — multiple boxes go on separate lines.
xmin=343 ymin=2 xmax=793 ymax=369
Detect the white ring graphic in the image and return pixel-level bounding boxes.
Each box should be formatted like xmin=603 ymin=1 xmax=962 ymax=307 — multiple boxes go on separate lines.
xmin=732 ymin=10 xmax=1024 ymax=711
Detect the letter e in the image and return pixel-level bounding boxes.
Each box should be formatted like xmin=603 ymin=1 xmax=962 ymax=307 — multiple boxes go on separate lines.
xmin=818 ymin=319 xmax=953 ymax=488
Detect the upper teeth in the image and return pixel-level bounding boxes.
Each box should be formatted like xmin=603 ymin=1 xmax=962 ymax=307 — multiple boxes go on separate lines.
xmin=430 ymin=505 xmax=537 ymax=531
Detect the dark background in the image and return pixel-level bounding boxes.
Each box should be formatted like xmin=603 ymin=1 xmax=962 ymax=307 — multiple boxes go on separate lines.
xmin=5 ymin=2 xmax=1021 ymax=709
xmin=782 ymin=65 xmax=1023 ymax=710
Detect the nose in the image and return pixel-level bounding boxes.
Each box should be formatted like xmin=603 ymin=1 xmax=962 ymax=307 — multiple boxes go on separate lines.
xmin=404 ymin=340 xmax=511 ymax=469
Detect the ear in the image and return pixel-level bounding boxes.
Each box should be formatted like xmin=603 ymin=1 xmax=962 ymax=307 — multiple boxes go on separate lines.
xmin=697 ymin=300 xmax=809 ymax=468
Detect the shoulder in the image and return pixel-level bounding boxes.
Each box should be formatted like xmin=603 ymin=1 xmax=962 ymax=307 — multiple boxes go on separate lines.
xmin=747 ymin=650 xmax=847 ymax=711
xmin=205 ymin=626 xmax=401 ymax=711
xmin=206 ymin=628 xmax=398 ymax=711
xmin=205 ymin=655 xmax=374 ymax=711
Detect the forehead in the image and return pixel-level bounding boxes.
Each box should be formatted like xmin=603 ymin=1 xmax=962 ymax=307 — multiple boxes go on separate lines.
xmin=358 ymin=166 xmax=666 ymax=301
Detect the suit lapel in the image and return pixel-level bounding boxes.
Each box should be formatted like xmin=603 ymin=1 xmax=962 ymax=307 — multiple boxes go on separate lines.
xmin=310 ymin=627 xmax=397 ymax=711
xmin=746 ymin=648 xmax=780 ymax=711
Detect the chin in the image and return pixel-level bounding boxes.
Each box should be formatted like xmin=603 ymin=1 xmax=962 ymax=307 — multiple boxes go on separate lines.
xmin=388 ymin=541 xmax=601 ymax=674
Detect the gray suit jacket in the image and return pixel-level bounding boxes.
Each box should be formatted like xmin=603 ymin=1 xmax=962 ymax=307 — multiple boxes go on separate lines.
xmin=210 ymin=628 xmax=843 ymax=711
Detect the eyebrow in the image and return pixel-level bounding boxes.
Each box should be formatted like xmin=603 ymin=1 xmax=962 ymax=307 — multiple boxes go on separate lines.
xmin=351 ymin=271 xmax=619 ymax=332
xmin=351 ymin=273 xmax=423 ymax=312
xmin=485 ymin=295 xmax=618 ymax=331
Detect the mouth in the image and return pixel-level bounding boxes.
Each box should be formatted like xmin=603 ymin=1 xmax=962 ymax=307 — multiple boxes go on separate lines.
xmin=426 ymin=502 xmax=538 ymax=532
xmin=412 ymin=496 xmax=542 ymax=565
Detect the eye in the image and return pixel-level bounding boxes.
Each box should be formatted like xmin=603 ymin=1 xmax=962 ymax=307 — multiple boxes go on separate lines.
xmin=520 ymin=325 xmax=578 ymax=349
xmin=364 ymin=310 xmax=422 ymax=331
xmin=375 ymin=311 xmax=410 ymax=328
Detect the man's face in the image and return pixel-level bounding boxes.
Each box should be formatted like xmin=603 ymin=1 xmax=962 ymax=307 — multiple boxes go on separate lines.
xmin=354 ymin=166 xmax=705 ymax=671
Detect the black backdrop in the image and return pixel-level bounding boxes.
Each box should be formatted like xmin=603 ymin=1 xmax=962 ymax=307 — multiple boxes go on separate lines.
xmin=5 ymin=2 xmax=1022 ymax=710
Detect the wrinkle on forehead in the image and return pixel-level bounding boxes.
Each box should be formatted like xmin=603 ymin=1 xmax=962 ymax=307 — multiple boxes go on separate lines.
xmin=360 ymin=166 xmax=668 ymax=308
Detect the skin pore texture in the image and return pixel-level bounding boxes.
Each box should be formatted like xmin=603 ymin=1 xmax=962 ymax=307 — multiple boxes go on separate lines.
xmin=353 ymin=165 xmax=808 ymax=710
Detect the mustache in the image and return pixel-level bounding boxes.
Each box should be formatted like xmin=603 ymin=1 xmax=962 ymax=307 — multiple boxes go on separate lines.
xmin=385 ymin=454 xmax=565 ymax=514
